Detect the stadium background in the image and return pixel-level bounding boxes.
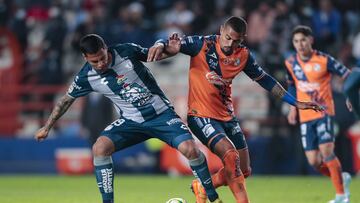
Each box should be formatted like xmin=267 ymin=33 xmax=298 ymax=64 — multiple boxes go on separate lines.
xmin=0 ymin=0 xmax=360 ymax=202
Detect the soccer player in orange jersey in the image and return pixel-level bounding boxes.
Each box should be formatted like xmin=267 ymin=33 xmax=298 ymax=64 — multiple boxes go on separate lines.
xmin=148 ymin=17 xmax=323 ymax=203
xmin=285 ymin=25 xmax=352 ymax=203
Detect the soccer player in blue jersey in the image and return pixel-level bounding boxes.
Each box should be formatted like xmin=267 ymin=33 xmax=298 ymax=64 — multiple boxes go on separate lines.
xmin=344 ymin=67 xmax=360 ymax=119
xmin=34 ymin=34 xmax=222 ymax=203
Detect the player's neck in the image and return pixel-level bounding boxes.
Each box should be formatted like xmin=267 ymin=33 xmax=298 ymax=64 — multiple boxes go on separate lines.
xmin=298 ymin=50 xmax=313 ymax=61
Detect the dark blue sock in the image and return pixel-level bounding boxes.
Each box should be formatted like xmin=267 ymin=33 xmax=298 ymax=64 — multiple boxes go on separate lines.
xmin=94 ymin=163 xmax=114 ymax=203
xmin=189 ymin=153 xmax=218 ymax=202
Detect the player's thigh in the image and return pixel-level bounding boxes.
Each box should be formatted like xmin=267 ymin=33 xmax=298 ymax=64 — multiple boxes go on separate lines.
xmin=144 ymin=109 xmax=193 ymax=149
xmin=101 ymin=118 xmax=149 ymax=151
xmin=187 ymin=116 xmax=227 ymax=152
xmin=222 ymin=117 xmax=247 ymax=150
xmin=316 ymin=116 xmax=335 ymax=147
xmin=300 ymin=120 xmax=319 ymax=151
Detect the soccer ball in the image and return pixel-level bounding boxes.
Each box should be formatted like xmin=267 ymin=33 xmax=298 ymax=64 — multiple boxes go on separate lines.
xmin=166 ymin=197 xmax=187 ymax=203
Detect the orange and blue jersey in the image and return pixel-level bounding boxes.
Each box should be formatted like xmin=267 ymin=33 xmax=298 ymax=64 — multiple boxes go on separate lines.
xmin=179 ymin=35 xmax=269 ymax=121
xmin=285 ymin=50 xmax=350 ymax=123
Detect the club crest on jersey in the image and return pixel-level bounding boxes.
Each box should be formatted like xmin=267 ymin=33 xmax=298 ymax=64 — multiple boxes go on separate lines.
xmin=221 ymin=58 xmax=241 ymax=66
xmin=116 ymin=74 xmax=127 ymax=85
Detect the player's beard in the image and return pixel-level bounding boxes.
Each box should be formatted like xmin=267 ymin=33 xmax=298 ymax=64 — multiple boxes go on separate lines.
xmin=221 ymin=47 xmax=233 ymax=56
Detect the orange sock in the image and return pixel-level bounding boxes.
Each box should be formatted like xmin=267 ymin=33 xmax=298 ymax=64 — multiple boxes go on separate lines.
xmin=212 ymin=167 xmax=227 ymax=188
xmin=317 ymin=162 xmax=331 ymax=177
xmin=325 ymin=157 xmax=344 ymax=194
xmin=223 ymin=149 xmax=249 ymax=203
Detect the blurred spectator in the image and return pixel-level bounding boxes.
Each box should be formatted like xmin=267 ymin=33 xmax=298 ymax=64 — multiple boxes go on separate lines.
xmin=311 ymin=0 xmax=341 ymax=54
xmin=160 ymin=0 xmax=194 ymax=37
xmin=0 ymin=0 xmax=11 ymax=26
xmin=246 ymin=2 xmax=276 ymax=51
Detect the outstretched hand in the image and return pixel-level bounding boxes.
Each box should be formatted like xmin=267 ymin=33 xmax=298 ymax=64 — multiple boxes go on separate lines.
xmin=147 ymin=33 xmax=181 ymax=62
xmin=296 ymin=101 xmax=324 ymax=112
xmin=166 ymin=32 xmax=181 ymax=55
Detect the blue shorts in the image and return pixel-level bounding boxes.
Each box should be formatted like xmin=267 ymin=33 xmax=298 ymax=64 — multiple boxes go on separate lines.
xmin=101 ymin=109 xmax=193 ymax=151
xmin=300 ymin=115 xmax=335 ymax=151
xmin=187 ymin=116 xmax=247 ymax=151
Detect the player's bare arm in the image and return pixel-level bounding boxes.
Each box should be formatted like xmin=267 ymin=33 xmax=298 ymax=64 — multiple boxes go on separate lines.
xmin=35 ymin=94 xmax=75 ymax=141
xmin=147 ymin=33 xmax=181 ymax=62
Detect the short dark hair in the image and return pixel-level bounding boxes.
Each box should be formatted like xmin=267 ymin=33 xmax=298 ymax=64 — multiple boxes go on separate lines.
xmin=79 ymin=34 xmax=106 ymax=55
xmin=224 ymin=16 xmax=247 ymax=34
xmin=292 ymin=25 xmax=313 ymax=38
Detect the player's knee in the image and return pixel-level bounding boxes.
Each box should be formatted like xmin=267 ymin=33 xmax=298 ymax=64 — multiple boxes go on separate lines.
xmin=308 ymin=159 xmax=321 ymax=169
xmin=92 ymin=136 xmax=114 ymax=157
xmin=178 ymin=140 xmax=200 ymax=160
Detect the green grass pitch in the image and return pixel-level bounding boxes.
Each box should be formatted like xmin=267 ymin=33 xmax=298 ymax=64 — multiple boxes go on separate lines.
xmin=0 ymin=175 xmax=358 ymax=203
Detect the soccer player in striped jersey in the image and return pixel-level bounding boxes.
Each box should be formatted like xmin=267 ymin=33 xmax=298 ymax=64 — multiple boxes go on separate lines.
xmin=35 ymin=34 xmax=222 ymax=203
xmin=149 ymin=17 xmax=323 ymax=203
xmin=285 ymin=25 xmax=351 ymax=203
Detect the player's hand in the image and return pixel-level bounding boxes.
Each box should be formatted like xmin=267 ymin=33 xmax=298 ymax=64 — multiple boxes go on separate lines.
xmin=296 ymin=101 xmax=324 ymax=112
xmin=166 ymin=32 xmax=181 ymax=55
xmin=147 ymin=43 xmax=165 ymax=62
xmin=287 ymin=106 xmax=298 ymax=125
xmin=346 ymin=98 xmax=353 ymax=112
xmin=35 ymin=127 xmax=50 ymax=142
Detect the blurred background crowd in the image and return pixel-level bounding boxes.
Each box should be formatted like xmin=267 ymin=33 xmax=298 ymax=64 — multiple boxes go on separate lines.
xmin=0 ymin=0 xmax=359 ymax=175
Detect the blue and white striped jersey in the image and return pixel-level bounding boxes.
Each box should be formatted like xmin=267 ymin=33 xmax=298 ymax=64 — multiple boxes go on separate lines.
xmin=67 ymin=43 xmax=172 ymax=123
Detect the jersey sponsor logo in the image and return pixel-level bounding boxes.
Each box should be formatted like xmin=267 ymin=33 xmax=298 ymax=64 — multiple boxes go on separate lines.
xmin=297 ymin=81 xmax=320 ymax=92
xmin=208 ymin=58 xmax=219 ymax=70
xmin=202 ymin=124 xmax=215 ymax=138
xmin=166 ymin=118 xmax=183 ymax=125
xmin=231 ymin=123 xmax=242 ymax=135
xmin=104 ymin=119 xmax=125 ymax=131
xmin=119 ymin=83 xmax=153 ymax=106
xmin=205 ymin=71 xmax=231 ymax=86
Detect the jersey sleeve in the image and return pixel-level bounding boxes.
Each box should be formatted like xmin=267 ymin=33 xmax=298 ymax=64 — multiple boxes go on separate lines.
xmin=124 ymin=43 xmax=149 ymax=62
xmin=326 ymin=55 xmax=350 ymax=78
xmin=180 ymin=35 xmax=204 ymax=57
xmin=67 ymin=74 xmax=93 ymax=98
xmin=243 ymin=52 xmax=266 ymax=80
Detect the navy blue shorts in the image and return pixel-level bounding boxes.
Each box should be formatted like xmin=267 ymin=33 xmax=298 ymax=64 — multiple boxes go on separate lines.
xmin=101 ymin=109 xmax=193 ymax=151
xmin=300 ymin=115 xmax=335 ymax=151
xmin=187 ymin=115 xmax=247 ymax=151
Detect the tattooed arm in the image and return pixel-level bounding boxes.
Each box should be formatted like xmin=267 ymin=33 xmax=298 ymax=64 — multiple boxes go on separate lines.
xmin=35 ymin=94 xmax=75 ymax=141
xmin=254 ymin=73 xmax=323 ymax=111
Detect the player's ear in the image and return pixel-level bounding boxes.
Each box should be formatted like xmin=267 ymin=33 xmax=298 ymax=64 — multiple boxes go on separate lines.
xmin=309 ymin=36 xmax=314 ymax=44
xmin=82 ymin=53 xmax=88 ymax=60
xmin=220 ymin=25 xmax=224 ymax=35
